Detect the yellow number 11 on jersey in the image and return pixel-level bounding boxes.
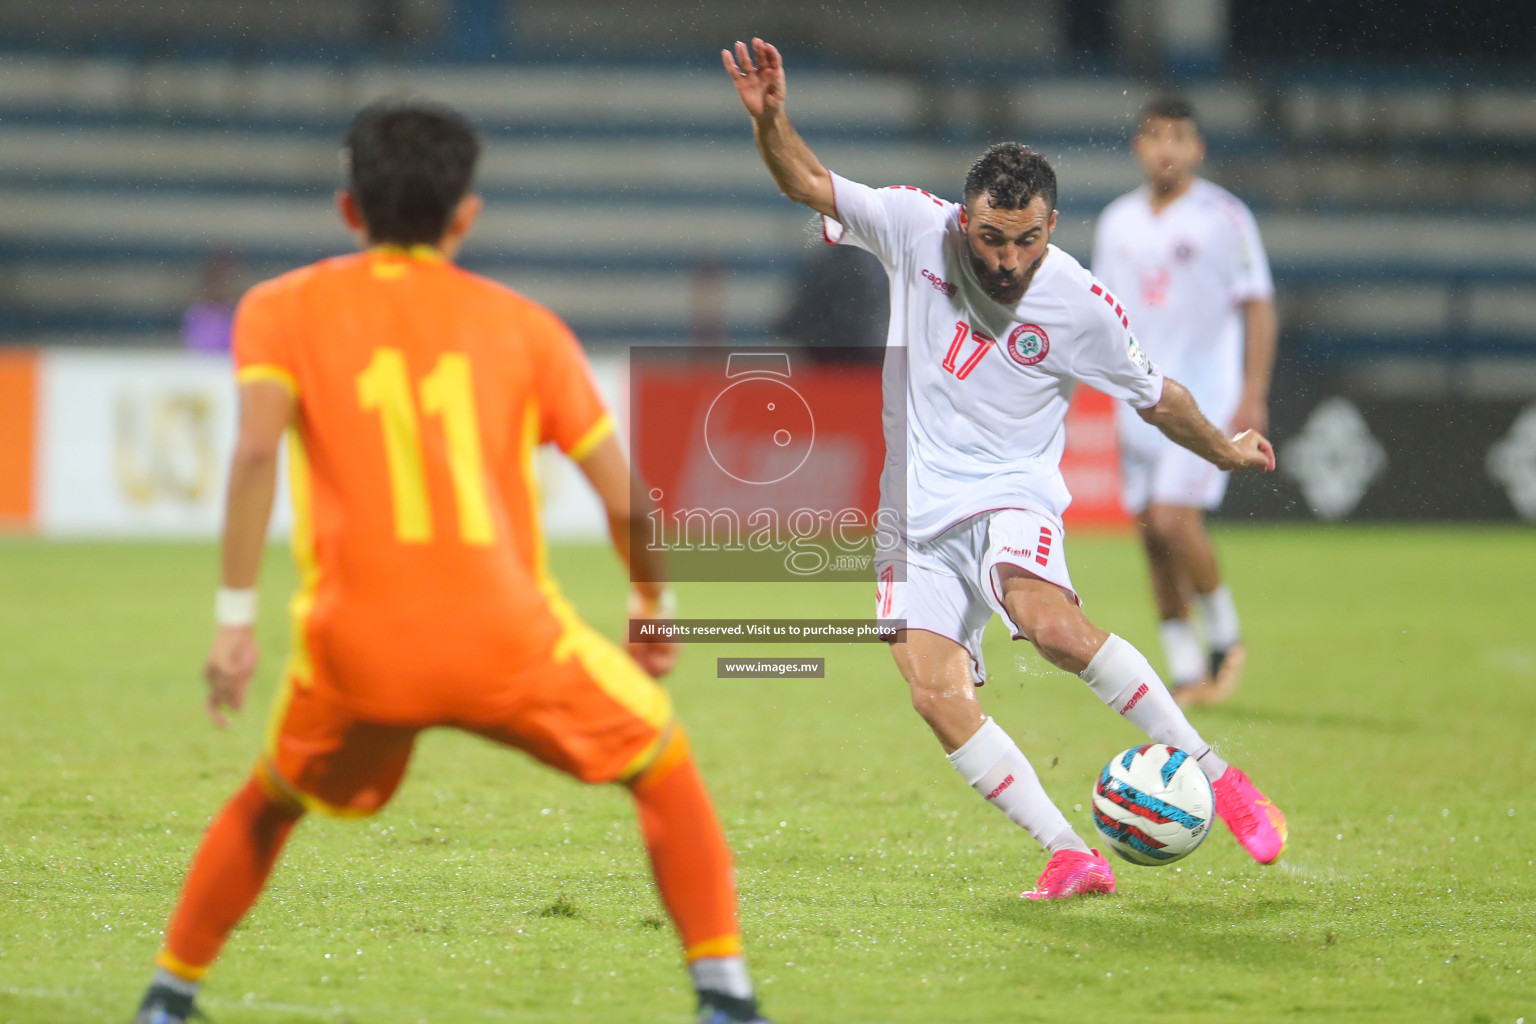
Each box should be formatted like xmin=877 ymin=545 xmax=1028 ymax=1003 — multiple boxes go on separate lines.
xmin=357 ymin=347 xmax=495 ymax=546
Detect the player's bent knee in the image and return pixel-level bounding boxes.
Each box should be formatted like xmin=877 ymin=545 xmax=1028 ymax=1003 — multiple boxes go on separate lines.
xmin=623 ymin=722 xmax=690 ymax=793
xmin=1142 ymin=506 xmax=1182 ymax=544
xmin=907 ymin=676 xmax=965 ymax=723
xmin=252 ymin=760 xmax=310 ymax=819
xmin=1137 ymin=518 xmax=1172 ymax=556
xmin=1147 ymin=505 xmax=1204 ymax=547
xmin=908 ymin=684 xmax=942 ymax=721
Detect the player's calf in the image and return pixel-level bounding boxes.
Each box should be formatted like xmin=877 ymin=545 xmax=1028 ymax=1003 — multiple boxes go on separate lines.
xmin=626 ymin=728 xmax=768 ymax=1021
xmin=1078 ymin=634 xmax=1232 ymax=782
xmin=996 ymin=573 xmax=1106 ymax=674
xmin=892 ymin=633 xmax=1098 ymax=868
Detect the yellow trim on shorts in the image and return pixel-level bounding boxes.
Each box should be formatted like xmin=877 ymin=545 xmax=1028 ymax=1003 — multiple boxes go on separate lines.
xmin=566 ymin=413 xmax=615 ymax=462
xmin=626 ymin=724 xmax=689 ymax=790
xmin=254 ymin=754 xmax=376 ymax=820
xmin=261 ymin=675 xmax=296 ymax=766
xmin=519 ymin=404 xmax=673 ymax=739
xmin=686 ymin=935 xmax=744 ymax=962
xmin=564 ymin=623 xmax=672 ymax=731
xmin=236 ymin=364 xmax=298 ymax=397
xmin=282 ymin=428 xmax=319 ymax=690
xmin=154 ymin=949 xmax=210 ymax=982
xmin=257 ymin=427 xmax=345 ymax=813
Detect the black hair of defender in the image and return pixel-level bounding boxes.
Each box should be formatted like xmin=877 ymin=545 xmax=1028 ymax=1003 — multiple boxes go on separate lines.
xmin=1139 ymin=94 xmax=1198 ymax=127
xmin=962 ymin=142 xmax=1058 ymax=213
xmin=343 ymin=98 xmax=481 ymax=246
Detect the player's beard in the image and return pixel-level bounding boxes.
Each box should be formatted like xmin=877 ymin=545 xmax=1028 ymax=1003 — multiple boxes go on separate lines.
xmin=966 ymin=242 xmax=1049 ymax=306
xmin=1152 ymin=168 xmax=1187 ymax=193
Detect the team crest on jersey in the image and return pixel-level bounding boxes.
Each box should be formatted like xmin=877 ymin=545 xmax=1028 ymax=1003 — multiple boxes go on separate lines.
xmin=1174 ymin=240 xmax=1197 ymax=263
xmin=1127 ymin=332 xmax=1154 ymax=374
xmin=1007 ymin=324 xmax=1050 ymax=366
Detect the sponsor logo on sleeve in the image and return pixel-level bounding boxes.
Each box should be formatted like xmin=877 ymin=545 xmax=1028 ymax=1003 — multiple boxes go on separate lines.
xmin=1006 ymin=324 xmax=1050 ymax=366
xmin=1127 ymin=333 xmax=1154 ymax=374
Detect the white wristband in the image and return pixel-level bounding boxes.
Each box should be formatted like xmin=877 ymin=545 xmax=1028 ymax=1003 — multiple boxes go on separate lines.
xmin=628 ymin=586 xmax=677 ymax=619
xmin=215 ymin=587 xmax=258 ymax=627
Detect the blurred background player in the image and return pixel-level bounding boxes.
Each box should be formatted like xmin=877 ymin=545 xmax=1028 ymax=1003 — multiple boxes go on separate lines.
xmin=133 ymin=100 xmax=770 ymax=1024
xmin=724 ymin=38 xmax=1287 ymax=902
xmin=1093 ymin=96 xmax=1278 ymax=707
xmin=179 ymin=249 xmax=241 ymax=356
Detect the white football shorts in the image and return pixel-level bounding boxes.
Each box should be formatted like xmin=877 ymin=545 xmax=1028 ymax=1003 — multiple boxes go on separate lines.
xmin=1119 ymin=431 xmax=1230 ymax=515
xmin=874 ymin=508 xmax=1078 ymax=685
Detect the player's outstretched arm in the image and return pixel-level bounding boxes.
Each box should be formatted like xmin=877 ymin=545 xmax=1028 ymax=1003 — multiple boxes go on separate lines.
xmin=206 ymin=379 xmax=295 ymax=727
xmin=722 ymin=37 xmax=836 ymax=217
xmin=1139 ymin=377 xmax=1275 ymax=473
xmin=576 ymin=434 xmax=679 ymax=678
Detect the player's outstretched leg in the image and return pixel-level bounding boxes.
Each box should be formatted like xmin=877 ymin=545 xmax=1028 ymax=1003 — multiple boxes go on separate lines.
xmin=1144 ymin=504 xmax=1246 ymax=707
xmin=132 ymin=771 xmax=305 ymax=1023
xmin=627 ymin=728 xmax=772 ymax=1024
xmin=890 ymin=629 xmax=1115 ymax=901
xmin=998 ymin=572 xmax=1286 ymax=865
xmin=1137 ymin=513 xmax=1211 ymax=705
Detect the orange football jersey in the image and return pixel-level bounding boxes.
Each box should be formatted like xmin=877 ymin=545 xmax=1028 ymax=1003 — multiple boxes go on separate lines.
xmin=233 ymin=245 xmax=614 ymax=722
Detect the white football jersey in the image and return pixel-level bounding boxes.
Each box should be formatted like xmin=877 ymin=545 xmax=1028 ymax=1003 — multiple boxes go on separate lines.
xmin=824 ymin=172 xmax=1165 ymax=543
xmin=1093 ymin=178 xmax=1272 ymax=445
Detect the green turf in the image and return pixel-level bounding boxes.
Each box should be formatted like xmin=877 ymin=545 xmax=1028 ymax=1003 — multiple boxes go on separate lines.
xmin=2 ymin=527 xmax=1534 ymax=1023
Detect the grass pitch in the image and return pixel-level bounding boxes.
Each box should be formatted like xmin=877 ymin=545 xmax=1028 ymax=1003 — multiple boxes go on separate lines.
xmin=1 ymin=527 xmax=1533 ymax=1024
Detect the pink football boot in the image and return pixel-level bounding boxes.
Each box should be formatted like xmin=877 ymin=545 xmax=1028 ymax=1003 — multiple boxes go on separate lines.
xmin=1213 ymin=767 xmax=1288 ymax=864
xmin=1021 ymin=848 xmax=1117 ymax=900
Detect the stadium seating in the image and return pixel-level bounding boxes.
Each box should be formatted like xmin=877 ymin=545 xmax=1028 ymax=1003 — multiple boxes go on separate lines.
xmin=0 ymin=52 xmax=1533 ymax=364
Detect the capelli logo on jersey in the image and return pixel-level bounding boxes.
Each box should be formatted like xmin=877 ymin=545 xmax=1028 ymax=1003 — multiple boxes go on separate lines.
xmin=921 ymin=269 xmax=957 ymax=298
xmin=1006 ymin=324 xmax=1050 ymax=366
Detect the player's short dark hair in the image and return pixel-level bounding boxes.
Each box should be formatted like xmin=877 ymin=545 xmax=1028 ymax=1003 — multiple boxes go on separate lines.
xmin=343 ymin=98 xmax=481 ymax=246
xmin=962 ymin=142 xmax=1058 ymax=213
xmin=1139 ymin=94 xmax=1198 ymax=128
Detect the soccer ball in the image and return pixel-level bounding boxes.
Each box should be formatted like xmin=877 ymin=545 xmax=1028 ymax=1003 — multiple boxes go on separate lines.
xmin=1091 ymin=744 xmax=1215 ymax=865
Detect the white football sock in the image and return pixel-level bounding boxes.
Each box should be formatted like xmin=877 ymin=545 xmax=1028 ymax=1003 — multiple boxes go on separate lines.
xmin=689 ymin=956 xmax=754 ymax=1000
xmin=1080 ymin=634 xmax=1229 ymax=783
xmin=1196 ymin=585 xmax=1241 ymax=652
xmin=947 ymin=718 xmax=1090 ymax=854
xmin=1158 ymin=618 xmax=1207 ymax=687
xmin=151 ymin=967 xmax=200 ymax=997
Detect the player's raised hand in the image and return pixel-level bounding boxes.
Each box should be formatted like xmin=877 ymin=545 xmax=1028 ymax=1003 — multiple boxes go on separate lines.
xmin=204 ymin=625 xmax=258 ymax=728
xmin=722 ymin=37 xmax=786 ymax=120
xmin=628 ymin=586 xmax=681 ymax=678
xmin=1229 ymin=429 xmax=1276 ymax=472
xmin=629 ymin=637 xmax=680 ymax=679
